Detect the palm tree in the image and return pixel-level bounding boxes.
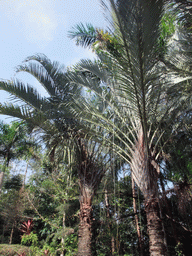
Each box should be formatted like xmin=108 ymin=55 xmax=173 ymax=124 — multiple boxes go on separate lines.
xmin=67 ymin=0 xmax=192 ymax=255
xmin=0 ymin=54 xmax=111 ymax=256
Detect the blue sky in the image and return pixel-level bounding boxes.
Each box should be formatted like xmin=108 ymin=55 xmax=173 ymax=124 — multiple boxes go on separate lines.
xmin=0 ymin=0 xmax=107 ymax=123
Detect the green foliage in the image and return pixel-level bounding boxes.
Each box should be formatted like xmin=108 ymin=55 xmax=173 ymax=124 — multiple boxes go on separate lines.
xmin=175 ymin=242 xmax=184 ymax=256
xmin=0 ymin=173 xmax=31 ymax=244
xmin=23 ymin=151 xmax=79 ymax=254
xmin=157 ymin=11 xmax=176 ymax=57
xmin=0 ymin=121 xmax=37 ymax=163
xmin=91 ymin=172 xmax=148 ymax=256
xmin=92 ymin=29 xmax=120 ymax=56
xmin=68 ymin=23 xmax=97 ymax=48
xmin=164 ymin=130 xmax=192 ymax=183
xmin=27 ymin=244 xmax=57 ymax=256
xmin=64 ymin=233 xmax=78 ymax=256
xmin=21 ymin=232 xmax=38 ymax=247
xmin=4 ymin=174 xmax=22 ymax=191
xmin=160 ymin=12 xmax=176 ymax=39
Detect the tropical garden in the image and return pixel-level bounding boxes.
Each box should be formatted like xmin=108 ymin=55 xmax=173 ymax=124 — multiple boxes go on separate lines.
xmin=0 ymin=0 xmax=192 ymax=255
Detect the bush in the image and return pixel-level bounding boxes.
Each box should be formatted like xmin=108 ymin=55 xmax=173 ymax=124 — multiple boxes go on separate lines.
xmin=21 ymin=232 xmax=38 ymax=247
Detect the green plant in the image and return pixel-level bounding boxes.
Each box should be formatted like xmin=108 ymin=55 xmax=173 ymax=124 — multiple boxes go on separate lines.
xmin=175 ymin=242 xmax=184 ymax=256
xmin=41 ymin=244 xmax=56 ymax=256
xmin=64 ymin=233 xmax=78 ymax=255
xmin=27 ymin=246 xmax=41 ymax=256
xmin=21 ymin=232 xmax=38 ymax=247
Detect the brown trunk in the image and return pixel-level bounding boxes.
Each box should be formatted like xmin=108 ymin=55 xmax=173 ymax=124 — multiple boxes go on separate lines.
xmin=105 ymin=189 xmax=110 ymax=218
xmin=145 ymin=198 xmax=166 ymax=256
xmin=131 ymin=129 xmax=167 ymax=256
xmin=0 ymin=172 xmax=4 ymax=193
xmin=111 ymin=236 xmax=115 ymax=255
xmin=105 ymin=189 xmax=116 ymax=255
xmin=77 ymin=138 xmax=104 ymax=256
xmin=78 ymin=191 xmax=93 ymax=256
xmin=9 ymin=220 xmax=16 ymax=244
xmin=60 ymin=238 xmax=64 ymax=256
xmin=60 ymin=213 xmax=66 ymax=256
xmin=132 ymin=176 xmax=144 ymax=256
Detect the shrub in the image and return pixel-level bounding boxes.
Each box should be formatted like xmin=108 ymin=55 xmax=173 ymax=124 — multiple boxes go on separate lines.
xmin=21 ymin=232 xmax=38 ymax=247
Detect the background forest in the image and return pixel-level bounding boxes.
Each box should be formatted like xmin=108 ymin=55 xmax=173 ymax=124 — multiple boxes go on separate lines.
xmin=0 ymin=0 xmax=192 ymax=256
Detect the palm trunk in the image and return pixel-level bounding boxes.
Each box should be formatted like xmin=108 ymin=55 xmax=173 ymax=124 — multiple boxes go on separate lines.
xmin=78 ymin=188 xmax=93 ymax=256
xmin=77 ymin=138 xmax=104 ymax=256
xmin=132 ymin=176 xmax=144 ymax=256
xmin=131 ymin=130 xmax=167 ymax=256
xmin=144 ymin=166 xmax=167 ymax=256
xmin=145 ymin=196 xmax=166 ymax=256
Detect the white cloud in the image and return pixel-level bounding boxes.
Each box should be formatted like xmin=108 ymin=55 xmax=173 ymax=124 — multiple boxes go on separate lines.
xmin=1 ymin=0 xmax=57 ymax=43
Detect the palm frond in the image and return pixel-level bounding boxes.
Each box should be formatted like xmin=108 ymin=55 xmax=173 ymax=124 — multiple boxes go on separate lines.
xmin=16 ymin=54 xmax=66 ymax=97
xmin=66 ymin=0 xmax=192 ymax=196
xmin=170 ymin=0 xmax=192 ymax=30
xmin=99 ymin=1 xmax=164 ymax=146
xmin=0 ymin=80 xmax=45 ymax=110
xmin=68 ymin=23 xmax=97 ymax=48
xmin=0 ymin=103 xmax=46 ymax=127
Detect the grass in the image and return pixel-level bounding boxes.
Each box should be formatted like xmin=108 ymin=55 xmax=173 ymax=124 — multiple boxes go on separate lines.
xmin=0 ymin=244 xmax=31 ymax=256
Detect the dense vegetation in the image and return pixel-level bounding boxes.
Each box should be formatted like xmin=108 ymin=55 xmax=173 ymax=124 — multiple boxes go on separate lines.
xmin=0 ymin=0 xmax=192 ymax=255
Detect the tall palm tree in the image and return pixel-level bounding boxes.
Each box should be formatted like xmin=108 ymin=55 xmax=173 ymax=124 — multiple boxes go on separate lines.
xmin=67 ymin=0 xmax=192 ymax=255
xmin=0 ymin=54 xmax=111 ymax=256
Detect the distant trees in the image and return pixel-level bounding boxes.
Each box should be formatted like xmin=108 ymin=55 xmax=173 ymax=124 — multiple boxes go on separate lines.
xmin=0 ymin=121 xmax=37 ymax=193
xmin=0 ymin=120 xmax=39 ymax=245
